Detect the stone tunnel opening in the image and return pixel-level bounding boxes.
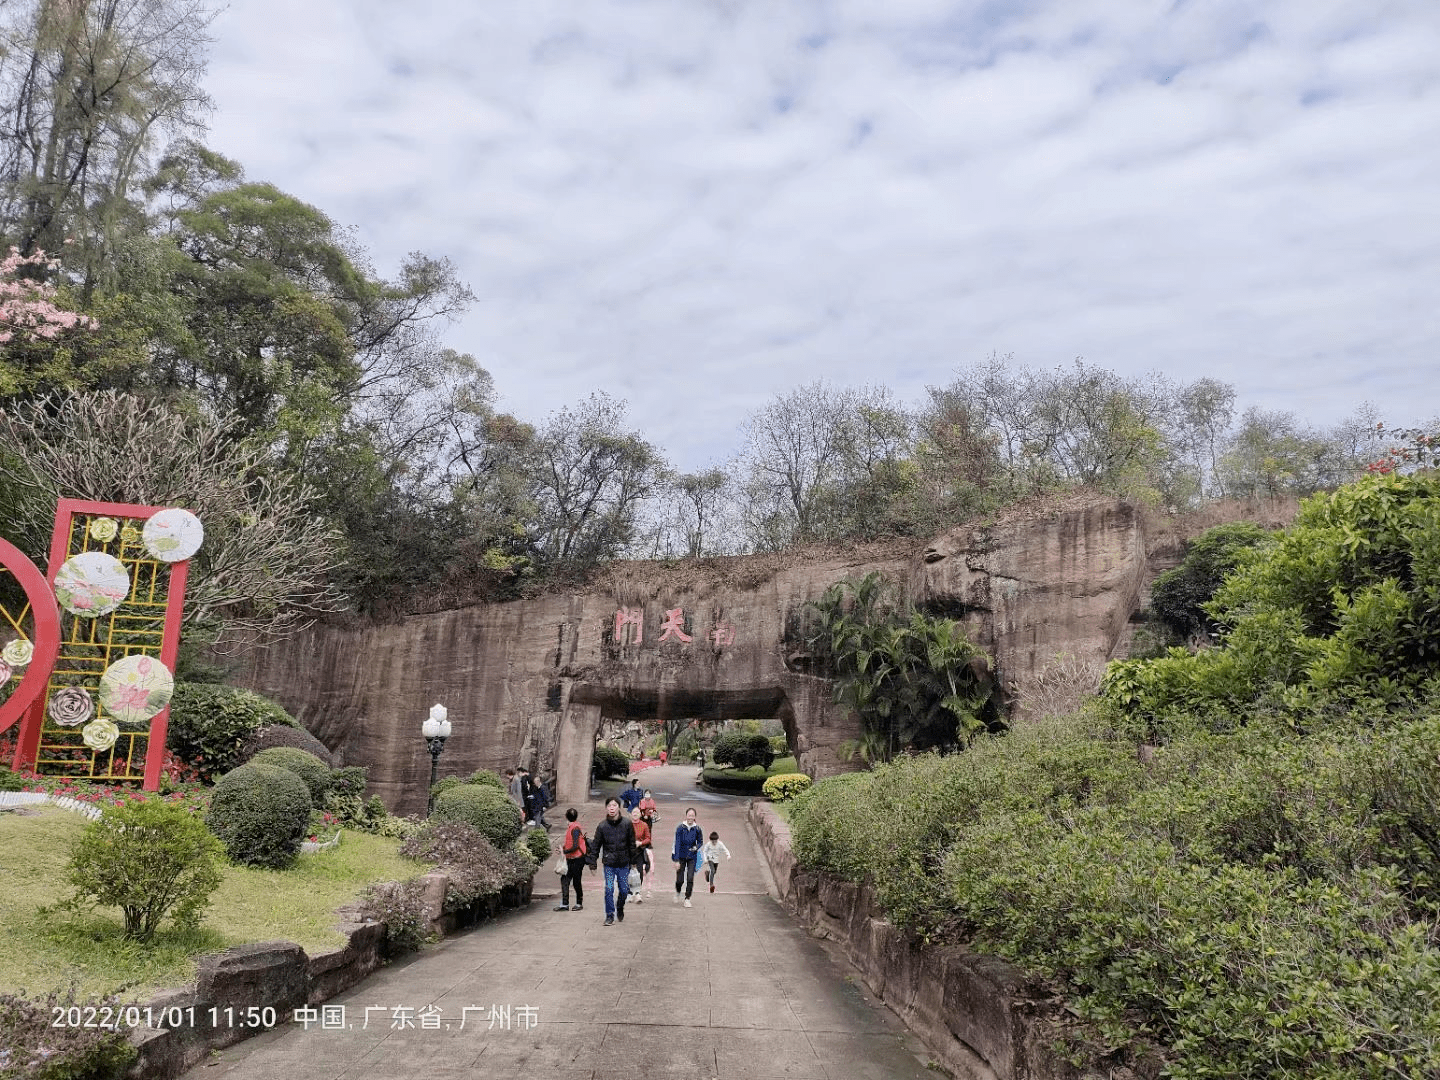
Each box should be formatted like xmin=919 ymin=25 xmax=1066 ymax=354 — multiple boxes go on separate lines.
xmin=553 ymin=685 xmax=798 ymax=803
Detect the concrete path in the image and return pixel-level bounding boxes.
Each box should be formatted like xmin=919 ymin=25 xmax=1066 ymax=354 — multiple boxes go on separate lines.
xmin=181 ymin=766 xmax=936 ymax=1079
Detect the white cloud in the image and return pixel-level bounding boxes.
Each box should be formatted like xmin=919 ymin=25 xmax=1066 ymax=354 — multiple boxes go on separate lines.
xmin=201 ymin=0 xmax=1440 ymax=468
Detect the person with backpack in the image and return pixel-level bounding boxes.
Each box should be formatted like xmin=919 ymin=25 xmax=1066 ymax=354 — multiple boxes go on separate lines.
xmin=587 ymin=797 xmax=638 ymax=925
xmin=672 ymin=807 xmax=704 ymax=907
xmin=554 ymin=808 xmax=588 ymax=912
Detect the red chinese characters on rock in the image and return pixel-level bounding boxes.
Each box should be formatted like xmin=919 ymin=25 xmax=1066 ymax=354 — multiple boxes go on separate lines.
xmin=609 ymin=608 xmax=738 ymax=649
xmin=614 ymin=606 xmax=644 ymax=645
xmin=658 ymin=608 xmax=692 ymax=643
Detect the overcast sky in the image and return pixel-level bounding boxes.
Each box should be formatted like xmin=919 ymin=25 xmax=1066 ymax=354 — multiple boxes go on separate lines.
xmin=202 ymin=0 xmax=1440 ymax=471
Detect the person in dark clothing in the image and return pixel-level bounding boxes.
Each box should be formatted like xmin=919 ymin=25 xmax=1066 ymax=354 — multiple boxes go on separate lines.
xmin=530 ymin=775 xmax=553 ymax=830
xmin=587 ymin=797 xmax=638 ymax=925
xmin=519 ymin=768 xmax=536 ymax=825
xmin=619 ymin=778 xmax=643 ymax=813
xmin=672 ymin=807 xmax=704 ymax=907
xmin=554 ymin=808 xmax=587 ymax=911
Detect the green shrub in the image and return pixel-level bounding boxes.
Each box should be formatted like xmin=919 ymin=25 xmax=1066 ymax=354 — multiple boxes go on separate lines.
xmin=768 ymin=734 xmax=789 ymax=756
xmin=237 ymin=722 xmax=334 ymax=767
xmin=369 ymin=813 xmax=423 ymax=840
xmin=400 ymin=822 xmax=536 ymax=908
xmin=165 ymin=683 xmax=299 ymax=776
xmin=713 ymin=732 xmax=774 ymax=771
xmin=431 ymin=784 xmax=523 ymax=850
xmin=0 ymin=988 xmax=137 ymax=1080
xmin=0 ymin=766 xmax=25 ymax=791
xmin=790 ymin=770 xmax=879 ymax=881
xmin=591 ymin=744 xmax=629 ymax=779
xmin=250 ymin=746 xmax=331 ymax=804
xmin=1149 ymin=522 xmax=1271 ymax=641
xmin=762 ymin=773 xmax=812 ymax=801
xmin=360 ymin=877 xmax=431 ymax=955
xmin=329 ymin=765 xmax=368 ymax=797
xmin=468 ymin=768 xmax=507 ymax=792
xmin=205 ymin=762 xmax=312 ymax=868
xmin=429 ymin=774 xmax=469 ymax=799
xmin=522 ymin=826 xmax=552 ymax=863
xmin=65 ymin=799 xmax=224 ymax=942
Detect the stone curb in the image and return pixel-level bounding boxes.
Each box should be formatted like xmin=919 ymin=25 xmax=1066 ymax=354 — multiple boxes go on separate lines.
xmin=125 ymin=872 xmax=535 ymax=1080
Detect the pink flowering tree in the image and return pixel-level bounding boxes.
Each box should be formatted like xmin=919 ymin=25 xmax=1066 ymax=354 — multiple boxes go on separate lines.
xmin=0 ymin=246 xmax=97 ymax=345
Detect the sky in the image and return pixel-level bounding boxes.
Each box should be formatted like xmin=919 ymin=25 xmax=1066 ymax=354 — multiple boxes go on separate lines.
xmin=202 ymin=0 xmax=1440 ymax=471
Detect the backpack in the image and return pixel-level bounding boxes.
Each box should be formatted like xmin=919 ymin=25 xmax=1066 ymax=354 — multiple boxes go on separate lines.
xmin=564 ymin=823 xmax=587 ymax=858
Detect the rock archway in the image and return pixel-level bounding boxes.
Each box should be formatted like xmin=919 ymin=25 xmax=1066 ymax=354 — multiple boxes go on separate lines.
xmin=553 ymin=685 xmax=797 ymax=803
xmin=224 ymin=498 xmax=1259 ymax=815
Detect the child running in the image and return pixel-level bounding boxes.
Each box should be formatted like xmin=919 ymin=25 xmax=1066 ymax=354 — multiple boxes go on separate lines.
xmin=701 ymin=831 xmax=732 ymax=894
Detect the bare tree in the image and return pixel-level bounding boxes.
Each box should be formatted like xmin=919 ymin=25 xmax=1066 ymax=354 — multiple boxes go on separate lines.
xmin=0 ymin=389 xmax=341 ymax=640
xmin=527 ymin=392 xmax=665 ymax=566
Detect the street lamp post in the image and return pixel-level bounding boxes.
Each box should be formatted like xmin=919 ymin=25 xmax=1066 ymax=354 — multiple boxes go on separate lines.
xmin=422 ymin=703 xmax=451 ymax=816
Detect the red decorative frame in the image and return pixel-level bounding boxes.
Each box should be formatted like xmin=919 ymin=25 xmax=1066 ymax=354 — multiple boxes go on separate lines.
xmin=0 ymin=537 xmax=62 ymax=741
xmin=12 ymin=499 xmax=191 ymax=790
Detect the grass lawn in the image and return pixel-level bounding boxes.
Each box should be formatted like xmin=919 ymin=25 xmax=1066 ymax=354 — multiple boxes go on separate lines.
xmin=0 ymin=806 xmax=421 ymax=1002
xmin=702 ymin=755 xmax=798 ymax=783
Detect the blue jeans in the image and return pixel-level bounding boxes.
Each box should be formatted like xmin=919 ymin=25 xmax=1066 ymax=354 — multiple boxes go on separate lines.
xmin=603 ymin=863 xmax=631 ymax=917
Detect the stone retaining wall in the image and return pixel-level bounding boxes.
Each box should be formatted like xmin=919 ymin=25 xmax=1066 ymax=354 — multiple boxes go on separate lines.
xmin=747 ymin=801 xmax=1140 ymax=1080
xmin=126 ymin=874 xmax=533 ymax=1080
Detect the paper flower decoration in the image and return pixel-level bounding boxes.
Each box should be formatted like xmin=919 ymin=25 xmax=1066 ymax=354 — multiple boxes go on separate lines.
xmin=120 ymin=524 xmax=141 ymax=545
xmin=81 ymin=718 xmax=119 ymax=751
xmin=98 ymin=654 xmax=174 ymax=724
xmin=54 ymin=552 xmax=130 ymax=617
xmin=88 ymin=517 xmax=118 ymax=542
xmin=2 ymin=638 xmax=32 ymax=668
xmin=48 ymin=686 xmax=94 ymax=728
xmin=0 ymin=661 xmax=11 ymax=684
xmin=142 ymin=508 xmax=203 ymax=563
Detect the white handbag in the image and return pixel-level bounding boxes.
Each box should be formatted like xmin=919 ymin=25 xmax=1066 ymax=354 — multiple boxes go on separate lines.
xmin=553 ymin=855 xmax=567 ymax=875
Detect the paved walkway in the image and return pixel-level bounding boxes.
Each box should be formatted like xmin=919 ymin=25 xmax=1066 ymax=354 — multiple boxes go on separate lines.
xmin=181 ymin=766 xmax=936 ymax=1080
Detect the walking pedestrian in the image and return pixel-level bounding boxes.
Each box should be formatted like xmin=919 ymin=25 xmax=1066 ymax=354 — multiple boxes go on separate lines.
xmin=630 ymin=807 xmax=653 ymax=901
xmin=554 ymin=808 xmax=587 ymax=911
xmin=505 ymin=768 xmax=522 ymax=810
xmin=672 ymin=807 xmax=704 ymax=907
xmin=531 ymin=774 xmax=553 ymax=830
xmin=587 ymin=797 xmax=637 ymax=925
xmin=519 ymin=767 xmax=536 ymax=826
xmin=702 ymin=831 xmax=732 ymax=893
xmin=619 ymin=777 xmax=644 ymax=813
xmin=639 ymin=788 xmax=658 ymax=832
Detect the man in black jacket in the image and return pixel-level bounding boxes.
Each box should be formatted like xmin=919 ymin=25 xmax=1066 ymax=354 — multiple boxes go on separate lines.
xmin=588 ymin=797 xmax=638 ymax=926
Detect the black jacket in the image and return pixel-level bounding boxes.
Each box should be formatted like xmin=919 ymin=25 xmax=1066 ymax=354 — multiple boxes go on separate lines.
xmin=588 ymin=815 xmax=637 ymax=869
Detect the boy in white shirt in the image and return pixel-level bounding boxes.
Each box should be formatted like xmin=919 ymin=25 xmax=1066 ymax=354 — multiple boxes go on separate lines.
xmin=701 ymin=831 xmax=732 ymax=894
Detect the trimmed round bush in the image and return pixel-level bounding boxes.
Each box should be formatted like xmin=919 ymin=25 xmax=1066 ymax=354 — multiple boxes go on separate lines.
xmin=251 ymin=746 xmax=331 ymax=804
xmin=522 ymin=827 xmax=552 ymax=863
xmin=592 ymin=744 xmax=629 ymax=779
xmin=205 ymin=762 xmax=312 ymax=868
xmin=762 ymin=773 xmax=812 ymax=802
xmin=431 ymin=784 xmax=523 ymax=850
xmin=238 ymin=723 xmax=334 ymax=768
xmin=165 ymin=683 xmax=300 ymax=777
xmin=468 ymin=768 xmax=507 ymax=792
xmin=430 ymin=775 xmax=470 ymax=799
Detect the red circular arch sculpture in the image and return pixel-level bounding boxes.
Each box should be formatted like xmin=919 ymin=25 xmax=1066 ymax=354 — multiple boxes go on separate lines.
xmin=0 ymin=536 xmax=62 ymax=744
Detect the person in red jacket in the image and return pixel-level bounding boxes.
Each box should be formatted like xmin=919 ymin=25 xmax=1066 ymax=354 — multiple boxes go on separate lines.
xmin=554 ymin=808 xmax=588 ymax=912
xmin=630 ymin=807 xmax=653 ymax=900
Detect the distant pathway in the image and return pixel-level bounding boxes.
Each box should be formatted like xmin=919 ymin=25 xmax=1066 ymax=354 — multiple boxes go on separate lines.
xmin=181 ymin=766 xmax=935 ymax=1080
